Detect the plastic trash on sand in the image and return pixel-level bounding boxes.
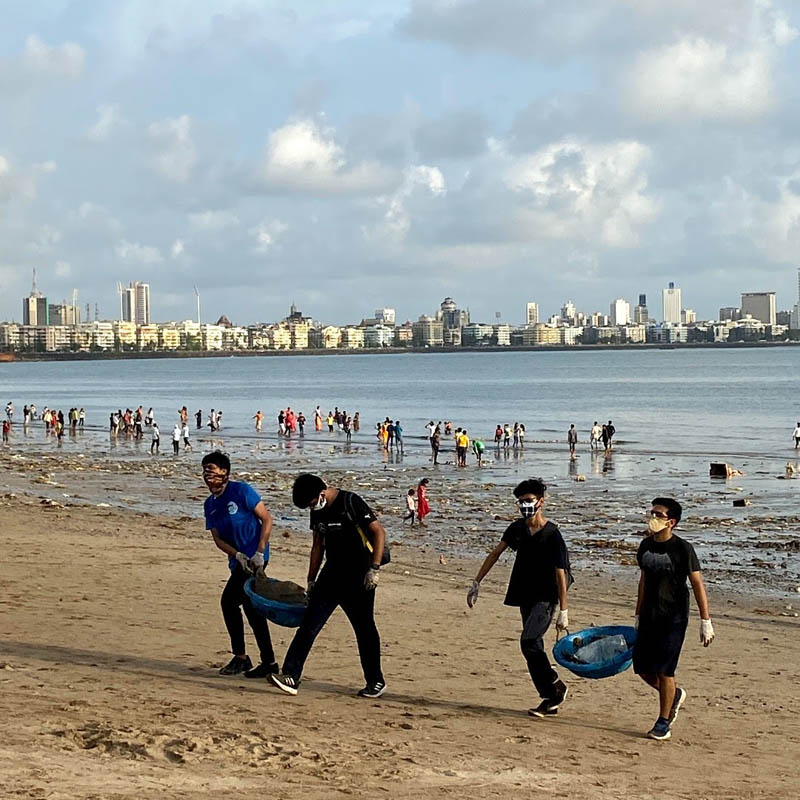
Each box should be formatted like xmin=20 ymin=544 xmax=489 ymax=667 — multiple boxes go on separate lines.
xmin=553 ymin=625 xmax=637 ymax=679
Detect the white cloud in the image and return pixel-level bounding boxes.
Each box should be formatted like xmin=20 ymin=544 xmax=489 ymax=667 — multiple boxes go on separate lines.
xmin=187 ymin=209 xmax=240 ymax=230
xmin=86 ymin=104 xmax=123 ymax=142
xmin=261 ymin=118 xmax=396 ymax=194
xmin=627 ymin=36 xmax=772 ymax=120
xmin=147 ymin=114 xmax=196 ymax=183
xmin=22 ymin=34 xmax=86 ymax=79
xmin=30 ymin=224 xmax=62 ymax=253
xmin=171 ymin=239 xmax=185 ymax=258
xmin=55 ymin=260 xmax=72 ymax=278
xmin=364 ymin=164 xmax=446 ymax=243
xmin=115 ymin=239 xmax=163 ymax=264
xmin=250 ymin=219 xmax=289 ymax=253
xmin=501 ymin=137 xmax=658 ymax=248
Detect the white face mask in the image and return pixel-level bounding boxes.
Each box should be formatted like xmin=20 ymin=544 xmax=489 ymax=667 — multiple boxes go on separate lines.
xmin=311 ymin=493 xmax=327 ymax=512
xmin=519 ymin=500 xmax=540 ymax=519
xmin=648 ymin=516 xmax=669 ymax=534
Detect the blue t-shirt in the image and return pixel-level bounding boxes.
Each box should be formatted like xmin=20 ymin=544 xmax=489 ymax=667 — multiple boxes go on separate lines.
xmin=394 ymin=424 xmax=403 ymax=438
xmin=204 ymin=481 xmax=269 ymax=571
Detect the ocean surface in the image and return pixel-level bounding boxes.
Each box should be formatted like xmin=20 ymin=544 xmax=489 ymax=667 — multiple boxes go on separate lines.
xmin=2 ymin=348 xmax=799 ymax=454
xmin=2 ymin=349 xmax=800 ymax=598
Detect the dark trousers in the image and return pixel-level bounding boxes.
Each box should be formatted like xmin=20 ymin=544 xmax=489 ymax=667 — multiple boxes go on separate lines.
xmin=283 ymin=570 xmax=383 ymax=684
xmin=520 ymin=602 xmax=559 ymax=698
xmin=221 ymin=567 xmax=275 ymax=664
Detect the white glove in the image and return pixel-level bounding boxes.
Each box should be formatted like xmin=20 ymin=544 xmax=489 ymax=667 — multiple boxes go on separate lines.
xmin=248 ymin=551 xmax=265 ymax=571
xmin=466 ymin=580 xmax=480 ymax=608
xmin=364 ymin=567 xmax=379 ymax=591
xmin=634 ymin=614 xmax=639 ymax=631
xmin=700 ymin=618 xmax=715 ymax=647
xmin=306 ymin=579 xmax=316 ymax=596
xmin=234 ymin=552 xmax=253 ymax=574
xmin=555 ymin=609 xmax=569 ymax=632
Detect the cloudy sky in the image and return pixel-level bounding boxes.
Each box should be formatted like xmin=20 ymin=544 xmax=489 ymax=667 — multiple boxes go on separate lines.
xmin=1 ymin=0 xmax=799 ymax=326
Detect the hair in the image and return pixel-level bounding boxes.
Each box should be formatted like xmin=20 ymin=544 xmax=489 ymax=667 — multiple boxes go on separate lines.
xmin=419 ymin=478 xmax=429 ymax=486
xmin=513 ymin=478 xmax=546 ymax=499
xmin=201 ymin=450 xmax=230 ymax=473
xmin=652 ymin=497 xmax=682 ymax=524
xmin=292 ymin=473 xmax=327 ymax=508
xmin=407 ymin=488 xmax=415 ymax=495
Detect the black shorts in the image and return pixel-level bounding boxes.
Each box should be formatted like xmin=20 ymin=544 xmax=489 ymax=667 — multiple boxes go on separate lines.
xmin=633 ymin=616 xmax=688 ymax=677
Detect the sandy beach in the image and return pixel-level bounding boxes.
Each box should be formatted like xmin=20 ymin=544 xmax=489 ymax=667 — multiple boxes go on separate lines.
xmin=1 ymin=454 xmax=799 ymax=800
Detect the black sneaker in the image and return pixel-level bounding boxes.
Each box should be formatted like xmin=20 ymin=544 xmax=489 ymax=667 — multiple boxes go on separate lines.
xmin=357 ymin=680 xmax=387 ymax=698
xmin=219 ymin=655 xmax=253 ymax=676
xmin=668 ymin=687 xmax=687 ymax=725
xmin=528 ymin=680 xmax=568 ymax=718
xmin=244 ymin=661 xmax=279 ymax=679
xmin=270 ymin=672 xmax=299 ymax=696
xmin=647 ymin=718 xmax=672 ymax=740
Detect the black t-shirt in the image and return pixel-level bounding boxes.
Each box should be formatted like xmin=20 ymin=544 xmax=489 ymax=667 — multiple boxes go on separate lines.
xmin=502 ymin=520 xmax=570 ymax=607
xmin=310 ymin=490 xmax=377 ymax=576
xmin=637 ymin=534 xmax=701 ymax=622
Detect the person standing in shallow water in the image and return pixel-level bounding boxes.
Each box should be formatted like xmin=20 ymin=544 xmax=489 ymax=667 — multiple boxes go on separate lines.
xmin=416 ymin=478 xmax=430 ymax=525
xmin=202 ymin=451 xmax=278 ymax=679
xmin=467 ymin=478 xmax=571 ymax=718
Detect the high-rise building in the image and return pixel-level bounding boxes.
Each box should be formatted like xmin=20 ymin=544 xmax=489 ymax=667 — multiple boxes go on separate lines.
xmin=662 ymin=282 xmax=682 ymax=323
xmin=681 ymin=308 xmax=696 ymax=325
xmin=633 ymin=293 xmax=648 ymax=325
xmin=23 ymin=294 xmax=48 ymax=326
xmin=740 ymin=292 xmax=776 ymax=326
xmin=719 ymin=307 xmax=741 ymax=322
xmin=561 ymin=301 xmax=577 ymax=324
xmin=436 ymin=297 xmax=469 ymax=329
xmin=48 ymin=303 xmax=81 ymax=326
xmin=122 ymin=281 xmax=151 ymax=325
xmin=525 ymin=302 xmax=539 ymax=326
xmin=375 ymin=307 xmax=396 ymax=325
xmin=609 ymin=298 xmax=631 ymax=326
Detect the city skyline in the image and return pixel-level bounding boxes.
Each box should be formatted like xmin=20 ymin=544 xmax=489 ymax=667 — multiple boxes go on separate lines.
xmin=8 ymin=270 xmax=799 ymax=329
xmin=1 ymin=3 xmax=800 ymax=324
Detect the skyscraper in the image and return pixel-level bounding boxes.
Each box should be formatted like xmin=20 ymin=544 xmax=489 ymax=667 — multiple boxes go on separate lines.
xmin=741 ymin=292 xmax=776 ymax=326
xmin=525 ymin=302 xmax=539 ymax=326
xmin=609 ymin=298 xmax=631 ymax=326
xmin=23 ymin=295 xmax=48 ymax=326
xmin=662 ymin=282 xmax=682 ymax=324
xmin=122 ymin=281 xmax=151 ymax=325
xmin=633 ymin=293 xmax=649 ymax=325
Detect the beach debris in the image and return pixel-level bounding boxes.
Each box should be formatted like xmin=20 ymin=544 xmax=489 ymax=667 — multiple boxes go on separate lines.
xmin=439 ymin=555 xmax=447 ymax=565
xmin=732 ymin=499 xmax=751 ymax=507
xmin=575 ymin=475 xmax=586 ymax=482
xmin=710 ymin=463 xmax=742 ymax=478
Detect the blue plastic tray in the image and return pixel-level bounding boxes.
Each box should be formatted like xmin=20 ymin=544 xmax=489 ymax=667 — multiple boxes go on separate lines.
xmin=552 ymin=625 xmax=637 ymax=679
xmin=243 ymin=577 xmax=307 ymax=628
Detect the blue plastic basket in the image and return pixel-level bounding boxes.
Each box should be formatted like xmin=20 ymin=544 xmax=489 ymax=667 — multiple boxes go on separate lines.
xmin=552 ymin=625 xmax=637 ymax=679
xmin=243 ymin=577 xmax=307 ymax=628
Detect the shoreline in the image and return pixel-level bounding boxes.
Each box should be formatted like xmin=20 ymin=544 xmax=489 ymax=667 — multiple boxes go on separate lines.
xmin=4 ymin=338 xmax=800 ymax=362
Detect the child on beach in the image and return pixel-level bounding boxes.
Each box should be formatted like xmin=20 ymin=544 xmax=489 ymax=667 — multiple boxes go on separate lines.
xmin=467 ymin=478 xmax=571 ymax=717
xmin=403 ymin=489 xmax=416 ymax=524
xmin=634 ymin=497 xmax=714 ymax=740
xmin=416 ymin=478 xmax=430 ymax=525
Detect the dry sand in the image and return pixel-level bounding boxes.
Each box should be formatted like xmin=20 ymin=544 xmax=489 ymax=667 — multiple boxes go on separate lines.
xmin=1 ymin=485 xmax=799 ymax=799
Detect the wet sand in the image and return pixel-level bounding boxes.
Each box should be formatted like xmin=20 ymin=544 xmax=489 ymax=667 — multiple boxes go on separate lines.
xmin=1 ymin=459 xmax=799 ymax=799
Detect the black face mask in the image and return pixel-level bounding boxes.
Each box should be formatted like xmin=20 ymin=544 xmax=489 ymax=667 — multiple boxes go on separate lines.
xmin=518 ymin=500 xmax=539 ymax=519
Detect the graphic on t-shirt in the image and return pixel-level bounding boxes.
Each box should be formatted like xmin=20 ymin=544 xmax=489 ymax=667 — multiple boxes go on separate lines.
xmin=642 ymin=551 xmax=674 ymax=573
xmin=227 ymin=502 xmax=239 ymax=515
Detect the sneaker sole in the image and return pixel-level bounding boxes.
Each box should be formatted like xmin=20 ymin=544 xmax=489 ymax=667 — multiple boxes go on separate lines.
xmin=358 ymin=685 xmax=387 ymax=699
xmin=528 ymin=707 xmax=558 ymax=718
xmin=647 ymin=730 xmax=672 ymax=741
xmin=269 ymin=675 xmax=298 ymax=696
xmin=669 ymin=689 xmax=687 ymax=725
